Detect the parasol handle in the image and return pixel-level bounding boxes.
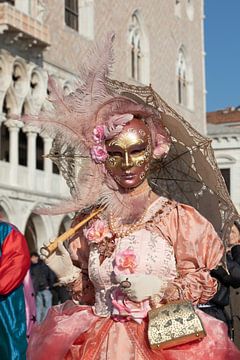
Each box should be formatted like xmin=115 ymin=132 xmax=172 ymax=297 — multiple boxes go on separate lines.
xmin=40 ymin=207 xmax=103 ymax=258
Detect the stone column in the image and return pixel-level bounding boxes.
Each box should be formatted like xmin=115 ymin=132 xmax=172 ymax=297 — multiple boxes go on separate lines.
xmin=25 ymin=129 xmax=37 ymax=188
xmin=5 ymin=119 xmax=22 ymax=185
xmin=43 ymin=136 xmax=52 ymax=173
xmin=42 ymin=134 xmax=52 ymax=192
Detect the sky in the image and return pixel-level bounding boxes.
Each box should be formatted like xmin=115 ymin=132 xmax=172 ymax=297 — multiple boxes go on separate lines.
xmin=204 ymin=1 xmax=240 ymax=112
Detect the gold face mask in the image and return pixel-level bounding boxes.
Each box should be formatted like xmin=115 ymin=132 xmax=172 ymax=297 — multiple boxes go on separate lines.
xmin=105 ymin=118 xmax=152 ymax=189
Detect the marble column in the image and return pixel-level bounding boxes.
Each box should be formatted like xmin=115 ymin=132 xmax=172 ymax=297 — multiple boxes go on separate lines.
xmin=5 ymin=119 xmax=22 ymax=185
xmin=26 ymin=130 xmax=37 ymax=188
xmin=42 ymin=135 xmax=52 ymax=192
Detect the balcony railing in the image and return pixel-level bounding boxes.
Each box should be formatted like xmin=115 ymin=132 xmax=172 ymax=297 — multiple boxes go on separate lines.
xmin=0 ymin=160 xmax=68 ymax=197
xmin=0 ymin=2 xmax=50 ymax=48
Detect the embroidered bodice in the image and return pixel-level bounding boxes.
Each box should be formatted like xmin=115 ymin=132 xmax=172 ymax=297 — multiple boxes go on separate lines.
xmin=87 ymin=197 xmax=177 ymax=317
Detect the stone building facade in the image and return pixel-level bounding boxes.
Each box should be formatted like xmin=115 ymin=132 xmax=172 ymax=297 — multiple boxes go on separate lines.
xmin=0 ymin=0 xmax=206 ymax=251
xmin=207 ymin=107 xmax=240 ymax=212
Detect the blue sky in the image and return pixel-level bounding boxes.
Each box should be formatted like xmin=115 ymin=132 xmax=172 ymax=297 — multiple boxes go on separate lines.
xmin=204 ymin=1 xmax=240 ymax=112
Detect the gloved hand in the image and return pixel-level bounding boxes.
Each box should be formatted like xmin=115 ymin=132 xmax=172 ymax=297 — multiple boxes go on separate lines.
xmin=44 ymin=241 xmax=81 ymax=285
xmin=116 ymin=274 xmax=166 ymax=303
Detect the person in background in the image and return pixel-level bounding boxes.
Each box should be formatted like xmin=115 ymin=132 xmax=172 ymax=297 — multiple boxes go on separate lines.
xmin=0 ymin=222 xmax=30 ymax=360
xmin=30 ymin=252 xmax=55 ymax=322
xmin=199 ymin=221 xmax=240 ymax=339
xmin=51 ymin=272 xmax=71 ymax=305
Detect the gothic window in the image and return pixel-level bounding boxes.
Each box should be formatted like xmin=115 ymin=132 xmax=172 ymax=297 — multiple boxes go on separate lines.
xmin=176 ymin=47 xmax=194 ymax=109
xmin=24 ymin=215 xmax=37 ymax=253
xmin=177 ymin=49 xmax=187 ymax=106
xmin=36 ymin=134 xmax=44 ymax=170
xmin=130 ymin=13 xmax=142 ymax=82
xmin=30 ymin=72 xmax=39 ymax=95
xmin=65 ymin=0 xmax=79 ymax=31
xmin=11 ymin=61 xmax=28 ymax=104
xmin=129 ymin=11 xmax=149 ymax=84
xmin=12 ymin=64 xmax=22 ymax=89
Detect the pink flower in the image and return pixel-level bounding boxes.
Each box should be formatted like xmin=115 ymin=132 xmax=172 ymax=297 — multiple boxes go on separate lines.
xmin=93 ymin=125 xmax=106 ymax=143
xmin=90 ymin=144 xmax=108 ymax=163
xmin=114 ymin=249 xmax=138 ymax=275
xmin=83 ymin=219 xmax=112 ymax=243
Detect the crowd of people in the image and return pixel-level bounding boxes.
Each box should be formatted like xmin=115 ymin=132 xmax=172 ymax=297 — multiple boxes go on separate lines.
xmin=1 ymin=35 xmax=240 ymax=360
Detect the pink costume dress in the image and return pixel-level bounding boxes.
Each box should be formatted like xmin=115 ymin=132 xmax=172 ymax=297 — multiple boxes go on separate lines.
xmin=27 ymin=197 xmax=240 ymax=360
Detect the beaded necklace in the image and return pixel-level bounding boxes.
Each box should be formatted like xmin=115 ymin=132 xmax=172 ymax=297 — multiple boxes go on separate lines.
xmin=108 ymin=183 xmax=152 ymax=238
xmin=96 ymin=183 xmax=152 ymax=262
xmin=109 ymin=209 xmax=148 ymax=238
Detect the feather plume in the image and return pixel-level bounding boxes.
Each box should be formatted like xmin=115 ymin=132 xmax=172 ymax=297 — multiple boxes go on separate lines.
xmin=22 ymin=34 xmax=164 ymax=221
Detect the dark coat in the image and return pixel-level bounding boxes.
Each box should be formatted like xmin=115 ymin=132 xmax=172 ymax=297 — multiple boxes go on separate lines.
xmin=30 ymin=260 xmax=55 ymax=294
xmin=201 ymin=245 xmax=240 ymax=339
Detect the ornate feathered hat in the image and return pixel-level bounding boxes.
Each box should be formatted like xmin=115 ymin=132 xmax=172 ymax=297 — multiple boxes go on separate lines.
xmin=24 ymin=33 xmax=170 ymax=220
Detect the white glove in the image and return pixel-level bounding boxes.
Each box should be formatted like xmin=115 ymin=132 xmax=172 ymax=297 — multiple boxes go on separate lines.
xmin=44 ymin=241 xmax=81 ymax=285
xmin=116 ymin=274 xmax=166 ymax=303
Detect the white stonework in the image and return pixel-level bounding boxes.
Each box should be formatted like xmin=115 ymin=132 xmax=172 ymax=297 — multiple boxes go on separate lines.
xmin=208 ymin=123 xmax=240 ymax=212
xmin=0 ymin=0 xmax=206 ymax=251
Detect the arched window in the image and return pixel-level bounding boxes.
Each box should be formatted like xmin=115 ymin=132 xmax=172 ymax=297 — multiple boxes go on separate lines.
xmin=176 ymin=47 xmax=193 ymax=109
xmin=24 ymin=213 xmax=47 ymax=252
xmin=129 ymin=11 xmax=149 ymax=84
xmin=25 ymin=215 xmax=37 ymax=253
xmin=36 ymin=134 xmax=44 ymax=170
xmin=177 ymin=48 xmax=187 ymax=106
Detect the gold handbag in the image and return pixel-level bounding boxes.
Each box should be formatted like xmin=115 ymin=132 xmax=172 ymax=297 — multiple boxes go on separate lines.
xmin=148 ymin=300 xmax=206 ymax=350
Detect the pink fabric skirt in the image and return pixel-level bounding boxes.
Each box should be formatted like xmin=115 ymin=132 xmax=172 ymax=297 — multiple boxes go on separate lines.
xmin=27 ymin=301 xmax=240 ymax=360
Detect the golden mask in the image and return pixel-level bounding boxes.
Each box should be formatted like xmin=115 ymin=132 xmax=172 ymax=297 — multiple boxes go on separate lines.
xmin=105 ymin=118 xmax=152 ymax=189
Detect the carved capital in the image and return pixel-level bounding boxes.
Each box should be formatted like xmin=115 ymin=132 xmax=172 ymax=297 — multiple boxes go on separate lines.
xmin=4 ymin=118 xmax=23 ymax=129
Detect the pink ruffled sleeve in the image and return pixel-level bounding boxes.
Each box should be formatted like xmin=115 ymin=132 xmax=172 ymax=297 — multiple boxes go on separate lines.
xmin=159 ymin=203 xmax=224 ymax=304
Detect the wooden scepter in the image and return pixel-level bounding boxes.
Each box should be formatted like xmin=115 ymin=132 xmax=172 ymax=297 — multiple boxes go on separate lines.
xmin=40 ymin=207 xmax=103 ymax=257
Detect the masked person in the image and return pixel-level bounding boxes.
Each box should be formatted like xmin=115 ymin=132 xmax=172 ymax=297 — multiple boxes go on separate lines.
xmin=0 ymin=222 xmax=31 ymax=360
xmin=26 ymin=35 xmax=240 ymax=360
xmin=199 ymin=222 xmax=240 ymax=339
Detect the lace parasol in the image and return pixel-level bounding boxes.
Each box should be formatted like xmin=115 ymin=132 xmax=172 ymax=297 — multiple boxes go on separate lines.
xmin=48 ymin=77 xmax=239 ymax=245
xmin=106 ymin=78 xmax=239 ymax=243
